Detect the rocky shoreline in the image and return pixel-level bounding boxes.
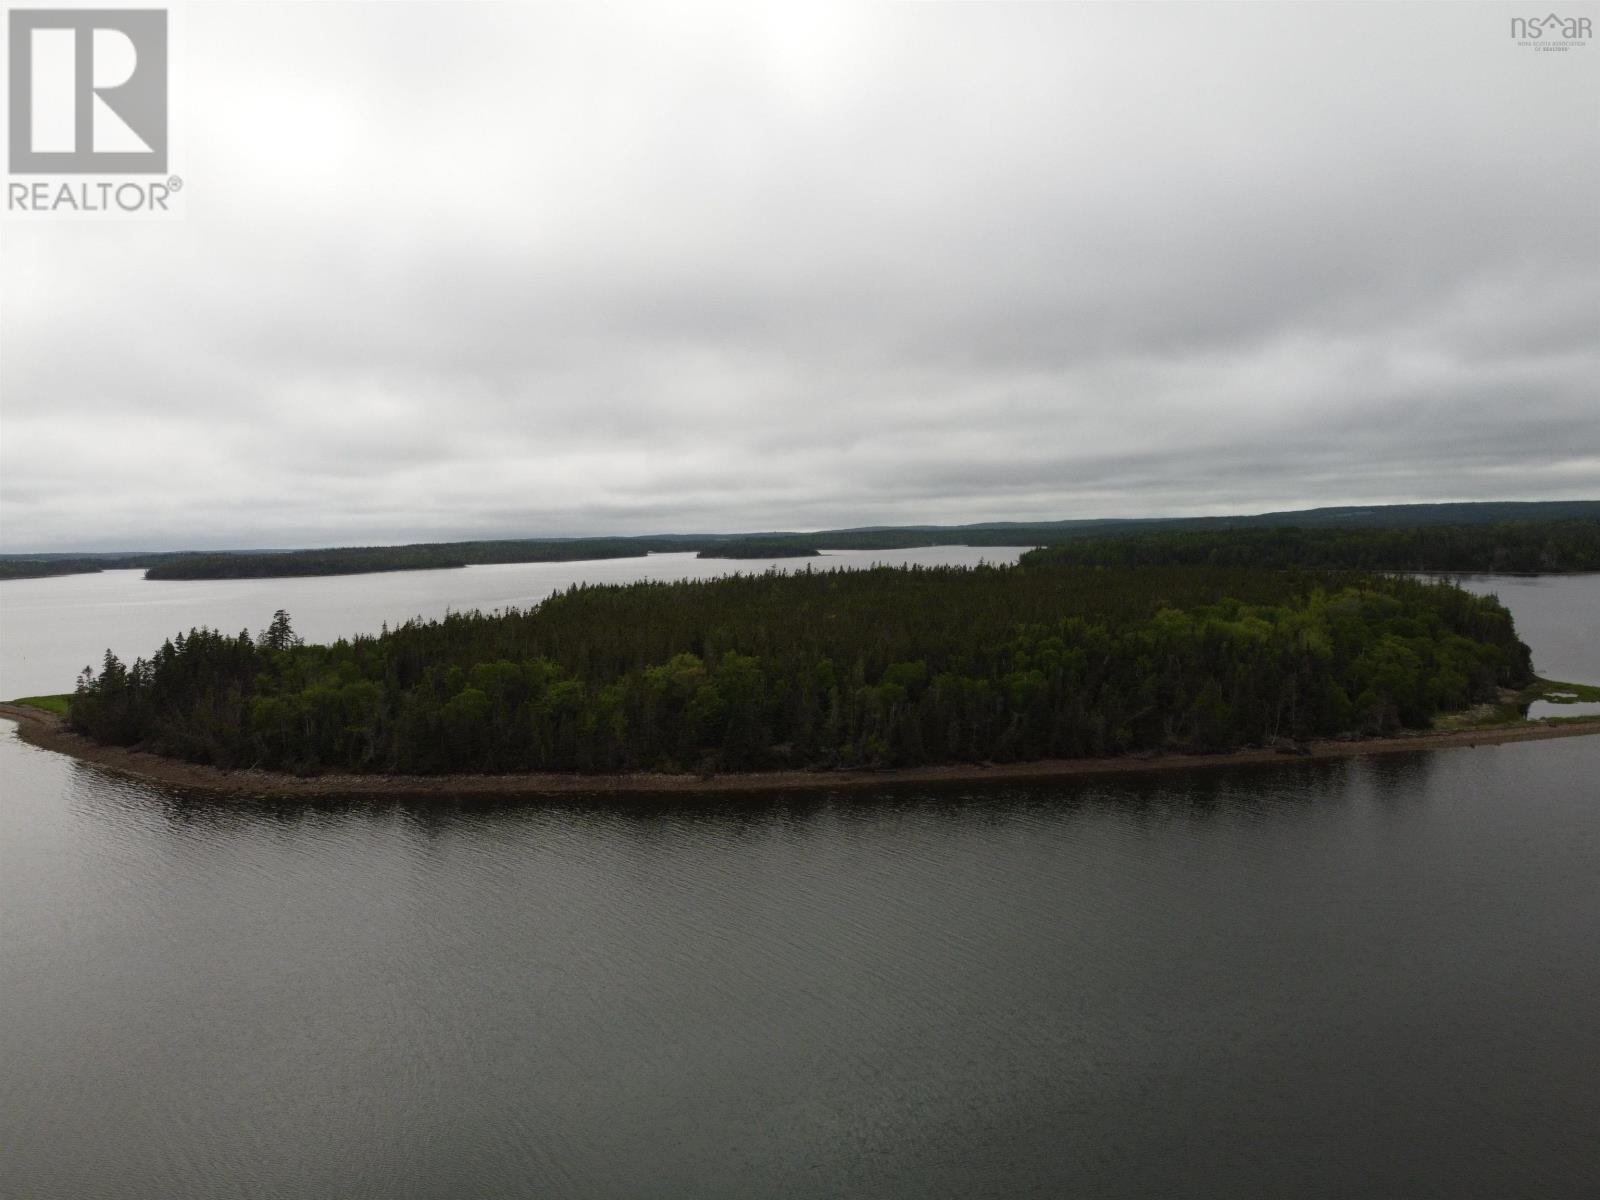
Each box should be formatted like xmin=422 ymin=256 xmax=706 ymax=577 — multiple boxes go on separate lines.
xmin=4 ymin=702 xmax=1598 ymax=799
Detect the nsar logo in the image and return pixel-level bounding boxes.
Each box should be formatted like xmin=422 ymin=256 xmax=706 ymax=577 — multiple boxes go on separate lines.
xmin=1510 ymin=12 xmax=1592 ymax=50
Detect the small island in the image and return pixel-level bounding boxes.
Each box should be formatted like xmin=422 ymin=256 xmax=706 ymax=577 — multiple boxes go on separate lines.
xmin=696 ymin=539 xmax=822 ymax=560
xmin=36 ymin=558 xmax=1562 ymax=781
xmin=139 ymin=537 xmax=707 ymax=580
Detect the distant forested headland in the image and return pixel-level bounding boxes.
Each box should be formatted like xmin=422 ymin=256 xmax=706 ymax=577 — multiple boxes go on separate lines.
xmin=0 ymin=552 xmax=167 ymax=580
xmin=1021 ymin=519 xmax=1600 ymax=574
xmin=68 ymin=564 xmax=1530 ymax=776
xmin=4 ymin=500 xmax=1594 ymax=581
xmin=0 ymin=558 xmax=112 ymax=581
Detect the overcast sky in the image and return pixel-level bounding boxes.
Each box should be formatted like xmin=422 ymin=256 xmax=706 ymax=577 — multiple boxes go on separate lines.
xmin=2 ymin=2 xmax=1597 ymax=551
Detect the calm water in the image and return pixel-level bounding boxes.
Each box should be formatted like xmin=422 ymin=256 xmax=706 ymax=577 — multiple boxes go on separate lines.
xmin=1450 ymin=573 xmax=1600 ymax=687
xmin=2 ymin=562 xmax=1597 ymax=1198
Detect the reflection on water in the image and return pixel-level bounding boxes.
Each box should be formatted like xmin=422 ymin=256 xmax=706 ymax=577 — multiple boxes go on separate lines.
xmin=66 ymin=751 xmax=1369 ymax=831
xmin=7 ymin=726 xmax=1600 ymax=1199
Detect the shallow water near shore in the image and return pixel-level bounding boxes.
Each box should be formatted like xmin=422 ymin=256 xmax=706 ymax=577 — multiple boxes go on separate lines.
xmin=3 ymin=562 xmax=1598 ymax=1198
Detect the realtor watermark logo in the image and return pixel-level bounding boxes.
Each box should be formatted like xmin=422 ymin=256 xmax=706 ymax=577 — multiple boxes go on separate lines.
xmin=4 ymin=3 xmax=184 ymax=217
xmin=1510 ymin=12 xmax=1592 ymax=51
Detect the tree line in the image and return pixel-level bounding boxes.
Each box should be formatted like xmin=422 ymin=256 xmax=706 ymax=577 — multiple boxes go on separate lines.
xmin=0 ymin=558 xmax=109 ymax=581
xmin=141 ymin=537 xmax=713 ymax=579
xmin=697 ymin=539 xmax=822 ymax=559
xmin=1019 ymin=519 xmax=1600 ymax=574
xmin=68 ymin=563 xmax=1531 ymax=776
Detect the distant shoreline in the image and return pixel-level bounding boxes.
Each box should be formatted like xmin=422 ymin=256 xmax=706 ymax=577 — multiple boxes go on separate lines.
xmin=4 ymin=703 xmax=1597 ymax=800
xmin=3 ymin=501 xmax=1596 ymax=580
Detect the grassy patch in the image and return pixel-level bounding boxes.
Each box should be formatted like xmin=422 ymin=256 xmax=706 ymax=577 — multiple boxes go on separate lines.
xmin=1433 ymin=677 xmax=1600 ymax=731
xmin=1524 ymin=678 xmax=1600 ymax=704
xmin=8 ymin=694 xmax=70 ymax=716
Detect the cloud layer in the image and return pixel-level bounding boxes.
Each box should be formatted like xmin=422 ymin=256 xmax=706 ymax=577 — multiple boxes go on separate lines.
xmin=3 ymin=3 xmax=1597 ymax=550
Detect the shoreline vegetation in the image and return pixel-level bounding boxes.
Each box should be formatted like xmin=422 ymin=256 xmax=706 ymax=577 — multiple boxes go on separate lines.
xmin=2 ymin=501 xmax=1596 ymax=581
xmin=3 ymin=700 xmax=1597 ymax=798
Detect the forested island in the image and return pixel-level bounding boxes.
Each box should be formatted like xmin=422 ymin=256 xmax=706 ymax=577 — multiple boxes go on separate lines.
xmin=697 ymin=539 xmax=822 ymax=559
xmin=65 ymin=563 xmax=1533 ymax=777
xmin=142 ymin=537 xmax=711 ymax=579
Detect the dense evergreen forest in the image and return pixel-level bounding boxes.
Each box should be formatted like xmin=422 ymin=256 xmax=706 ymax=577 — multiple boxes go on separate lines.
xmin=1020 ymin=519 xmax=1600 ymax=574
xmin=68 ymin=564 xmax=1530 ymax=776
xmin=698 ymin=539 xmax=821 ymax=559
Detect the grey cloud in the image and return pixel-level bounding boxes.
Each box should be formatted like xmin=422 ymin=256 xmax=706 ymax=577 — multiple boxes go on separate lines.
xmin=2 ymin=2 xmax=1596 ymax=551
